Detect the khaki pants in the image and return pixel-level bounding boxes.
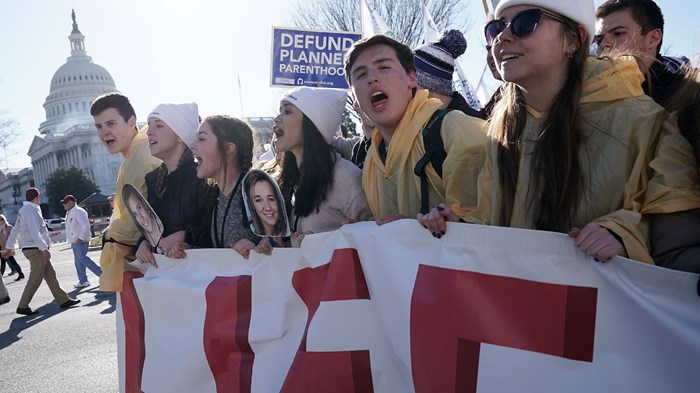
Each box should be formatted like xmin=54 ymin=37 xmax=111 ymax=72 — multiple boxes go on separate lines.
xmin=18 ymin=249 xmax=70 ymax=308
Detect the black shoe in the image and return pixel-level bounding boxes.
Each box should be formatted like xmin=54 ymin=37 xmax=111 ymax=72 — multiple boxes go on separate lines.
xmin=16 ymin=307 xmax=38 ymax=316
xmin=0 ymin=296 xmax=9 ymax=305
xmin=59 ymin=299 xmax=81 ymax=309
xmin=14 ymin=274 xmax=24 ymax=281
xmin=7 ymin=271 xmax=16 ymax=276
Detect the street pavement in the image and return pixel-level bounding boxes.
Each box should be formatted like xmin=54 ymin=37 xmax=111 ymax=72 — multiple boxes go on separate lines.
xmin=0 ymin=241 xmax=118 ymax=392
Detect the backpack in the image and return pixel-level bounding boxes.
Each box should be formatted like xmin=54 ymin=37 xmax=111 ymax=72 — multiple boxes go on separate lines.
xmin=413 ymin=109 xmax=451 ymax=215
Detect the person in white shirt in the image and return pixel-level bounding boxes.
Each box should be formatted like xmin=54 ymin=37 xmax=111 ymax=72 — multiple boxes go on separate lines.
xmin=61 ymin=194 xmax=102 ymax=288
xmin=2 ymin=188 xmax=80 ymax=316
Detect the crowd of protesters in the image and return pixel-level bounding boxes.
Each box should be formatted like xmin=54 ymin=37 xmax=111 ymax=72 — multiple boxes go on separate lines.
xmin=97 ymin=0 xmax=698 ymax=295
xmin=5 ymin=0 xmax=696 ymax=306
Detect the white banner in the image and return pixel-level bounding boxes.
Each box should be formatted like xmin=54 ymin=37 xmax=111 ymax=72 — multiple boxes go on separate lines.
xmin=117 ymin=221 xmax=700 ymax=393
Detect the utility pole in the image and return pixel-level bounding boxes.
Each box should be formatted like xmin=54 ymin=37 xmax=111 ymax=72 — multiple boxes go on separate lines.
xmin=238 ymin=74 xmax=245 ymax=118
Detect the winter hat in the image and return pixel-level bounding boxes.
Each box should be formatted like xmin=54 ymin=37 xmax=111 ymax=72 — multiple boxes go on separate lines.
xmin=414 ymin=29 xmax=467 ymax=96
xmin=148 ymin=103 xmax=199 ymax=147
xmin=25 ymin=187 xmax=40 ymax=201
xmin=494 ymin=0 xmax=595 ymax=43
xmin=281 ymin=87 xmax=348 ymax=144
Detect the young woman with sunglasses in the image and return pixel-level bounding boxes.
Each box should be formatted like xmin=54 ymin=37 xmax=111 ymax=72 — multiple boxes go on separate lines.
xmin=418 ymin=0 xmax=700 ymax=263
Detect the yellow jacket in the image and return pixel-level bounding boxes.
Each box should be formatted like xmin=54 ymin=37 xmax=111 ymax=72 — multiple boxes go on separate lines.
xmin=464 ymin=56 xmax=700 ymax=263
xmin=99 ymin=128 xmax=162 ymax=291
xmin=363 ymin=89 xmax=487 ymax=218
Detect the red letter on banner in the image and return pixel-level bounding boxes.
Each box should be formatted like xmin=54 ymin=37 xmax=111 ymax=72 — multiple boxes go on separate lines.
xmin=280 ymin=248 xmax=374 ymax=393
xmin=411 ymin=265 xmax=597 ymax=393
xmin=203 ymin=276 xmax=254 ymax=393
xmin=120 ymin=271 xmax=146 ymax=393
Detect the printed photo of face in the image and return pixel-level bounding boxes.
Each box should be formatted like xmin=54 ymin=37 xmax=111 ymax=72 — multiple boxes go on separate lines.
xmin=128 ymin=193 xmax=153 ymax=232
xmin=242 ymin=169 xmax=290 ymax=239
xmin=252 ymin=179 xmax=279 ymax=236
xmin=122 ymin=184 xmax=164 ymax=247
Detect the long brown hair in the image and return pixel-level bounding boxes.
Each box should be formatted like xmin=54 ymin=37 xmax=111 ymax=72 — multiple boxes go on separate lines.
xmin=202 ymin=115 xmax=254 ymax=192
xmin=665 ymin=66 xmax=700 ymax=164
xmin=490 ymin=17 xmax=589 ymax=231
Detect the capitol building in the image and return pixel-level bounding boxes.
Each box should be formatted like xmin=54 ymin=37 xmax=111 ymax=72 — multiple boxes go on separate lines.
xmin=28 ymin=11 xmax=123 ymax=200
xmin=0 ymin=10 xmax=275 ymax=222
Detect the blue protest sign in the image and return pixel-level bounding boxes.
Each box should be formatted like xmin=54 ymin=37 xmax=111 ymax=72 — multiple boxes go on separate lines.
xmin=270 ymin=27 xmax=361 ymax=89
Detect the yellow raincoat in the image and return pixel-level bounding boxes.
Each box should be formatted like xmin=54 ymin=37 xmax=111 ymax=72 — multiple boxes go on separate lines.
xmin=99 ymin=128 xmax=162 ymax=291
xmin=363 ymin=89 xmax=487 ymax=218
xmin=463 ymin=56 xmax=700 ymax=263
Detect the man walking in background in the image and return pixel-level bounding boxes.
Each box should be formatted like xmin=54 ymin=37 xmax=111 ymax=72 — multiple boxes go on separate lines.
xmin=62 ymin=194 xmax=102 ymax=288
xmin=2 ymin=188 xmax=80 ymax=316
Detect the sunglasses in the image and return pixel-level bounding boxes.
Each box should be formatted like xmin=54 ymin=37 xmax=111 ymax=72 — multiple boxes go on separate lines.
xmin=484 ymin=9 xmax=569 ymax=47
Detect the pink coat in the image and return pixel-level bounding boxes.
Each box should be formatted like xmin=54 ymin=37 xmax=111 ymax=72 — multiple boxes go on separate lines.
xmin=0 ymin=223 xmax=13 ymax=250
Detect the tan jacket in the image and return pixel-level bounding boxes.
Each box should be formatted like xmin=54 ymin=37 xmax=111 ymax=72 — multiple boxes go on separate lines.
xmin=363 ymin=89 xmax=487 ymax=218
xmin=463 ymin=57 xmax=700 ymax=263
xmin=99 ymin=128 xmax=162 ymax=291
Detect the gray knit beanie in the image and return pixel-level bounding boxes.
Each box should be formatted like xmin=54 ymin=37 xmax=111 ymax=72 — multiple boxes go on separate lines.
xmin=414 ymin=29 xmax=467 ymax=96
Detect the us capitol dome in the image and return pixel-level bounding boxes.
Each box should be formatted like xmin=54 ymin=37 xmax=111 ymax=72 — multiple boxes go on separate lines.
xmin=28 ymin=10 xmax=123 ymax=200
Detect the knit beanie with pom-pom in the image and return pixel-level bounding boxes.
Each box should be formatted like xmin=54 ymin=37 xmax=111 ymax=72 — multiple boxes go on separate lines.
xmin=414 ymin=29 xmax=467 ymax=96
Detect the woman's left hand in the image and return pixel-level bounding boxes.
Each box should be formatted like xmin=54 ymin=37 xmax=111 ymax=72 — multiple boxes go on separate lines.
xmin=164 ymin=242 xmax=189 ymax=259
xmin=417 ymin=203 xmax=460 ymax=238
xmin=569 ymin=223 xmax=627 ymax=262
xmin=159 ymin=231 xmax=186 ymax=256
xmin=255 ymin=237 xmax=273 ymax=255
xmin=291 ymin=231 xmax=313 ymax=247
xmin=231 ymin=238 xmax=256 ymax=259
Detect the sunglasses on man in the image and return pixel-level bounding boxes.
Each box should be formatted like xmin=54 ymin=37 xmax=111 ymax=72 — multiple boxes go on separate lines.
xmin=484 ymin=8 xmax=569 ymax=47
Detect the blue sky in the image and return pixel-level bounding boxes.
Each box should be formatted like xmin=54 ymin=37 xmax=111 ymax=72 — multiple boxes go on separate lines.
xmin=0 ymin=0 xmax=698 ymax=168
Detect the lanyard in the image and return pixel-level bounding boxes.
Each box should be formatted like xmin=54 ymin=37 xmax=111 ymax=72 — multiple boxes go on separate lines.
xmin=213 ymin=174 xmax=243 ymax=248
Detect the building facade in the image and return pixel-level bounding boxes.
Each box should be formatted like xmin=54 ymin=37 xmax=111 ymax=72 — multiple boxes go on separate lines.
xmin=0 ymin=168 xmax=36 ymax=223
xmin=245 ymin=117 xmax=274 ymax=160
xmin=28 ymin=10 xmax=123 ymax=197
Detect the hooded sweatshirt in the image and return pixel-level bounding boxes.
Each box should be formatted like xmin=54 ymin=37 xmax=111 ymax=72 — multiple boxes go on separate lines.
xmin=363 ymin=89 xmax=487 ymax=218
xmin=463 ymin=56 xmax=700 ymax=263
xmin=99 ymin=127 xmax=162 ymax=291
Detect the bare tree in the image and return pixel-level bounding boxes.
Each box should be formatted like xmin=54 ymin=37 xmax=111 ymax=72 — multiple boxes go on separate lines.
xmin=0 ymin=112 xmax=20 ymax=169
xmin=290 ymin=0 xmax=468 ymax=48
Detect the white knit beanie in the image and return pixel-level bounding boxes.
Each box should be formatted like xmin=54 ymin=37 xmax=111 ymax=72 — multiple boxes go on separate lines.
xmin=494 ymin=0 xmax=595 ymax=43
xmin=281 ymin=87 xmax=348 ymax=144
xmin=148 ymin=103 xmax=199 ymax=147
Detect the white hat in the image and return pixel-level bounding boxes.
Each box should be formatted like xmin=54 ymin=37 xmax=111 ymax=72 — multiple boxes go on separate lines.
xmin=281 ymin=87 xmax=348 ymax=144
xmin=148 ymin=103 xmax=199 ymax=147
xmin=495 ymin=0 xmax=595 ymax=43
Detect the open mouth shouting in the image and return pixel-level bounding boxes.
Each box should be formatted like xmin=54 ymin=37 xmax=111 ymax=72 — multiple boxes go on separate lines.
xmin=103 ymin=137 xmax=117 ymax=149
xmin=371 ymin=91 xmax=388 ymax=111
xmin=272 ymin=126 xmax=288 ymax=150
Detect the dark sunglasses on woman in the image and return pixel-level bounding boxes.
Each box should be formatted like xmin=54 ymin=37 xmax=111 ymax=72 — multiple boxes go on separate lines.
xmin=484 ymin=8 xmax=569 ymax=47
